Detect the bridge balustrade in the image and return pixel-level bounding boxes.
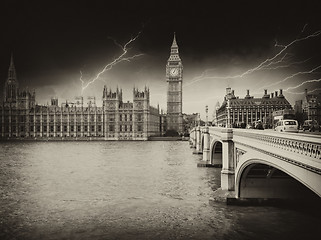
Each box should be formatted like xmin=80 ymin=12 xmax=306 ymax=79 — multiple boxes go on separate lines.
xmin=189 ymin=126 xmax=321 ymax=200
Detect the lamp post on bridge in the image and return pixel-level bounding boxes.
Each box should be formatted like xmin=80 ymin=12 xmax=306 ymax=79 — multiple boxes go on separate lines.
xmin=205 ymin=105 xmax=208 ymax=126
xmin=194 ymin=112 xmax=202 ymax=154
xmin=198 ymin=113 xmax=201 ymax=126
xmin=227 ymin=99 xmax=231 ymax=128
xmin=201 ymin=105 xmax=210 ymax=164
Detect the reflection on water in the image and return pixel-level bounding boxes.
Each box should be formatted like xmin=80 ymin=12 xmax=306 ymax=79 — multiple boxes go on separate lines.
xmin=0 ymin=141 xmax=320 ymax=240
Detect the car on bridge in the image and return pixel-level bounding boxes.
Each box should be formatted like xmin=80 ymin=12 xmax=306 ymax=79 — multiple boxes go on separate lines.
xmin=274 ymin=120 xmax=299 ymax=133
xmin=302 ymin=120 xmax=320 ymax=132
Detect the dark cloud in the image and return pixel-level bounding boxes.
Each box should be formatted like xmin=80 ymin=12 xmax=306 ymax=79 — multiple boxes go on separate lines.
xmin=0 ymin=0 xmax=320 ymax=115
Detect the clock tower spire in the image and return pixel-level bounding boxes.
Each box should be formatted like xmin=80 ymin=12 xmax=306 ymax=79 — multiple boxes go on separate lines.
xmin=166 ymin=33 xmax=183 ymax=135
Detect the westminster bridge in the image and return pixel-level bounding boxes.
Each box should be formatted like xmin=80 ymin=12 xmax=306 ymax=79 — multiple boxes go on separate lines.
xmin=189 ymin=126 xmax=321 ymax=203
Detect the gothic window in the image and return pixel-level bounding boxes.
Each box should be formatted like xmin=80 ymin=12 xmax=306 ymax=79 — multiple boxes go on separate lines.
xmin=19 ymin=115 xmax=25 ymax=122
xmin=43 ymin=126 xmax=47 ymax=132
xmin=77 ymin=126 xmax=81 ymax=132
xmin=130 ymin=125 xmax=132 ymax=131
xmin=84 ymin=126 xmax=88 ymax=132
xmin=70 ymin=126 xmax=74 ymax=132
xmin=109 ymin=125 xmax=114 ymax=132
xmin=138 ymin=124 xmax=142 ymax=131
xmin=50 ymin=126 xmax=54 ymax=132
xmin=62 ymin=115 xmax=67 ymax=122
xmin=90 ymin=115 xmax=95 ymax=122
xmin=64 ymin=126 xmax=67 ymax=132
xmin=119 ymin=114 xmax=122 ymax=121
xmin=129 ymin=114 xmax=132 ymax=121
xmin=109 ymin=114 xmax=115 ymax=122
xmin=57 ymin=126 xmax=61 ymax=132
xmin=98 ymin=125 xmax=102 ymax=132
xmin=97 ymin=115 xmax=101 ymax=122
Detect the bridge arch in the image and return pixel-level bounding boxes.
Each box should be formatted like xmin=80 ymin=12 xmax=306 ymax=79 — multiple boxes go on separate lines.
xmin=236 ymin=156 xmax=320 ymax=202
xmin=209 ymin=138 xmax=223 ymax=167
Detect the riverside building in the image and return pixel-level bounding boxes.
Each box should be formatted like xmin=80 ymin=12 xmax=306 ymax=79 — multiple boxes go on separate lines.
xmin=216 ymin=87 xmax=292 ymax=128
xmin=0 ymin=55 xmax=163 ymax=140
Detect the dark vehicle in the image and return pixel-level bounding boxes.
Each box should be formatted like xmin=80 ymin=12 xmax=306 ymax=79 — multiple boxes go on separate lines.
xmin=302 ymin=120 xmax=320 ymax=132
xmin=253 ymin=120 xmax=264 ymax=130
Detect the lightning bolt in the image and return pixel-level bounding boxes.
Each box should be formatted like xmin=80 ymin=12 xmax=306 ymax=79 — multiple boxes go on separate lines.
xmin=80 ymin=70 xmax=85 ymax=87
xmin=80 ymin=32 xmax=143 ymax=94
xmin=184 ymin=29 xmax=321 ymax=87
xmin=301 ymin=23 xmax=308 ymax=33
xmin=261 ymin=65 xmax=321 ymax=89
xmin=286 ymin=87 xmax=321 ymax=95
xmin=284 ymin=78 xmax=321 ymax=91
xmin=259 ymin=57 xmax=310 ymax=70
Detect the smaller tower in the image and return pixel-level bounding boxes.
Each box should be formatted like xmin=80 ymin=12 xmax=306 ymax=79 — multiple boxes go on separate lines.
xmin=103 ymin=85 xmax=122 ymax=110
xmin=4 ymin=54 xmax=19 ymax=103
xmin=102 ymin=86 xmax=123 ymax=139
xmin=166 ymin=33 xmax=183 ymax=134
xmin=51 ymin=98 xmax=59 ymax=106
xmin=133 ymin=87 xmax=150 ymax=140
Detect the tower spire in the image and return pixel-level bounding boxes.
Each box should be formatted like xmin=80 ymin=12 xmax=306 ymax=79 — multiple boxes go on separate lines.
xmin=8 ymin=53 xmax=17 ymax=82
xmin=171 ymin=32 xmax=178 ymax=48
xmin=168 ymin=32 xmax=180 ymax=61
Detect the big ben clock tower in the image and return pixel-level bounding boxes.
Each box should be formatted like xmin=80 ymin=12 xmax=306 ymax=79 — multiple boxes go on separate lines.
xmin=166 ymin=33 xmax=183 ymax=134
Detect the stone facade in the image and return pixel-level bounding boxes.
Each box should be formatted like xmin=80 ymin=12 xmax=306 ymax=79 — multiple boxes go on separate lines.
xmin=0 ymin=56 xmax=162 ymax=140
xmin=216 ymin=88 xmax=292 ymax=128
xmin=301 ymin=89 xmax=321 ymax=123
xmin=166 ymin=34 xmax=183 ymax=134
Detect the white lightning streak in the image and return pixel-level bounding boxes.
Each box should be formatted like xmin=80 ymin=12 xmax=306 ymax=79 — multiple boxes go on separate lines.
xmin=80 ymin=32 xmax=143 ymax=94
xmin=301 ymin=23 xmax=308 ymax=33
xmin=240 ymin=30 xmax=321 ymax=76
xmin=284 ymin=78 xmax=321 ymax=91
xmin=260 ymin=58 xmax=310 ymax=70
xmin=261 ymin=65 xmax=321 ymax=89
xmin=184 ymin=30 xmax=321 ymax=87
xmin=286 ymin=87 xmax=321 ymax=95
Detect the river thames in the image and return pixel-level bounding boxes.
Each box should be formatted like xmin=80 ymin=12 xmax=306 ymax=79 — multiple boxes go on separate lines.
xmin=0 ymin=141 xmax=320 ymax=240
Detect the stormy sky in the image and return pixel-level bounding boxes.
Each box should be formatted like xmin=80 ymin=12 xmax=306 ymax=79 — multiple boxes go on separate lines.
xmin=1 ymin=0 xmax=320 ymax=119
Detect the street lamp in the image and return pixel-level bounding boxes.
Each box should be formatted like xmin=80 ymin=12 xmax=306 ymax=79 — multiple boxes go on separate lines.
xmin=205 ymin=105 xmax=208 ymax=126
xmin=227 ymin=99 xmax=231 ymax=128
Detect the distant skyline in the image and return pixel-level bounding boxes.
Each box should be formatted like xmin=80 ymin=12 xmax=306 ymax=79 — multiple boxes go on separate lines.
xmin=1 ymin=0 xmax=321 ymax=119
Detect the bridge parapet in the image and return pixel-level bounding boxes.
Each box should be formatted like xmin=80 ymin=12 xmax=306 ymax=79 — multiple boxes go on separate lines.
xmin=230 ymin=129 xmax=321 ymax=175
xmin=233 ymin=130 xmax=321 ymax=160
xmin=205 ymin=127 xmax=321 ymax=158
xmin=191 ymin=126 xmax=321 ymax=201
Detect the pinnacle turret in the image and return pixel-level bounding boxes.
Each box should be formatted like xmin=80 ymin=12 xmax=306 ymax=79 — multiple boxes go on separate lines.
xmin=171 ymin=32 xmax=178 ymax=48
xmin=168 ymin=33 xmax=181 ymax=62
xmin=7 ymin=53 xmax=17 ymax=83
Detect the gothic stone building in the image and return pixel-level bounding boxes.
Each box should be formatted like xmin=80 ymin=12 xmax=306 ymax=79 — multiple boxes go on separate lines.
xmin=0 ymin=55 xmax=162 ymax=140
xmin=294 ymin=88 xmax=321 ymax=124
xmin=216 ymin=87 xmax=292 ymax=128
xmin=166 ymin=34 xmax=183 ymax=134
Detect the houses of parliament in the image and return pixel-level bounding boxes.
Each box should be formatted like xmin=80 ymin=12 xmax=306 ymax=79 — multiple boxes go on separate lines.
xmin=0 ymin=35 xmax=184 ymax=140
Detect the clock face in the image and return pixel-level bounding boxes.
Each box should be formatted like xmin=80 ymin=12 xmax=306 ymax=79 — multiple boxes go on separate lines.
xmin=170 ymin=68 xmax=179 ymax=77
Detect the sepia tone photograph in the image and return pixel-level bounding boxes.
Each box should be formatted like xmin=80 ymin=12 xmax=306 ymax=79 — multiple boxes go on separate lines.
xmin=0 ymin=0 xmax=321 ymax=239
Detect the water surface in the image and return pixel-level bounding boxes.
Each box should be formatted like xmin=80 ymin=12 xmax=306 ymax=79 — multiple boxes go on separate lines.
xmin=0 ymin=141 xmax=320 ymax=239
